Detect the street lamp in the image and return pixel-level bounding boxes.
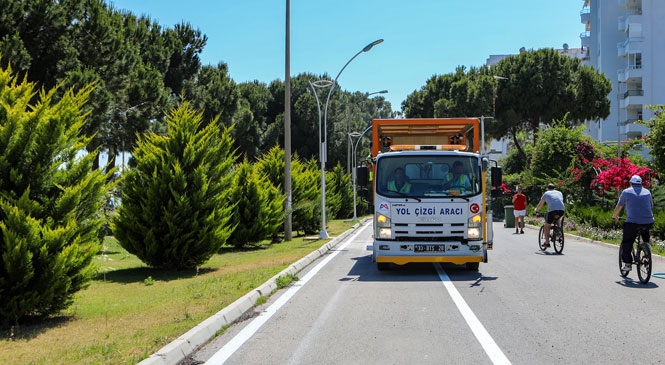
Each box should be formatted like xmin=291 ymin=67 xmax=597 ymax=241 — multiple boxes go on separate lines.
xmin=617 ymin=80 xmax=625 ymax=167
xmin=318 ymin=38 xmax=383 ymax=239
xmin=346 ymin=89 xmax=388 ymax=173
xmin=349 ymin=125 xmax=372 ymax=221
xmin=308 ymin=79 xmax=334 ymax=239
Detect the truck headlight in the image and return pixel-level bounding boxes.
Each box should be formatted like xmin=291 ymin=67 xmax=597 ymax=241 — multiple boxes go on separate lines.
xmin=378 ymin=227 xmax=392 ymax=239
xmin=467 ymin=228 xmax=480 ymax=239
xmin=468 ymin=214 xmax=482 ymax=239
xmin=468 ymin=214 xmax=481 ymax=228
xmin=376 ymin=214 xmax=390 ymax=228
xmin=376 ymin=214 xmax=392 ymax=239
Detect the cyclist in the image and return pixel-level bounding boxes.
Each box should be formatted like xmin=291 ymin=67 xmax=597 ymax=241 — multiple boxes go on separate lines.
xmin=534 ymin=183 xmax=565 ymax=246
xmin=612 ymin=175 xmax=654 ymax=272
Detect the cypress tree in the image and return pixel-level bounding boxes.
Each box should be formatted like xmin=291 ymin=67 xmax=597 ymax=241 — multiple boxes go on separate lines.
xmin=0 ymin=63 xmax=112 ymax=324
xmin=227 ymin=158 xmax=284 ymax=247
xmin=112 ymin=103 xmax=236 ymax=269
xmin=291 ymin=157 xmax=321 ymax=235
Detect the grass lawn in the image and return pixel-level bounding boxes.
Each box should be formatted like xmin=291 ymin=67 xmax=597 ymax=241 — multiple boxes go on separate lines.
xmin=0 ymin=219 xmax=360 ymax=364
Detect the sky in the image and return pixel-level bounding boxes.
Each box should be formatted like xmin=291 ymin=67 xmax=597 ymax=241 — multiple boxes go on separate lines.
xmin=106 ymin=0 xmax=586 ymax=111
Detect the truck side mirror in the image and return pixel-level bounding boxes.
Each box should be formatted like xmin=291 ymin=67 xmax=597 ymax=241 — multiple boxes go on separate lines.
xmin=491 ymin=166 xmax=502 ymax=187
xmin=356 ymin=165 xmax=369 ymax=186
xmin=490 ymin=166 xmax=503 ymax=197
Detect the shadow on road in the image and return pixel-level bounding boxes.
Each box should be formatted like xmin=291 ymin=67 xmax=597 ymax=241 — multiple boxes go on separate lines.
xmin=342 ymin=254 xmax=497 ymax=286
xmin=615 ymin=277 xmax=659 ymax=289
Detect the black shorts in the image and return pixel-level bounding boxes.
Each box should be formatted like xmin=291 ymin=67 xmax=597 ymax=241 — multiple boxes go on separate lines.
xmin=546 ymin=210 xmax=564 ymax=224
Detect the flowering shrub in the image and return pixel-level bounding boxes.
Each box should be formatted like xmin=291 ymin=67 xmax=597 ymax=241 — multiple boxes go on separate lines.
xmin=590 ymin=157 xmax=656 ymax=192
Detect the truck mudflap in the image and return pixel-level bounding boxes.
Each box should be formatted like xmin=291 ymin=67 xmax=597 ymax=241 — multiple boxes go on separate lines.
xmin=486 ymin=210 xmax=493 ymax=250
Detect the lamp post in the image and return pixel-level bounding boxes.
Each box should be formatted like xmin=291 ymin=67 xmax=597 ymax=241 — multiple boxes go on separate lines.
xmin=316 ymin=39 xmax=383 ymax=239
xmin=347 ymin=90 xmax=388 ymax=173
xmin=349 ymin=125 xmax=373 ymax=221
xmin=308 ymin=79 xmax=333 ymax=238
xmin=617 ymin=80 xmax=624 ymax=167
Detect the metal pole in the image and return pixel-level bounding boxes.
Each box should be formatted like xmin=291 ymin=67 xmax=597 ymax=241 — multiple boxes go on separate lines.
xmin=350 ymin=125 xmax=372 ymax=220
xmin=617 ymin=81 xmax=622 ymax=167
xmin=309 ymin=80 xmax=332 ymax=239
xmin=283 ymin=0 xmax=292 ymax=240
xmin=320 ymin=39 xmax=383 ymax=238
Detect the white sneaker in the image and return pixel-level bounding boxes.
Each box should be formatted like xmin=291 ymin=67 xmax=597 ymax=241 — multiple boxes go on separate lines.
xmin=622 ymin=263 xmax=632 ymax=271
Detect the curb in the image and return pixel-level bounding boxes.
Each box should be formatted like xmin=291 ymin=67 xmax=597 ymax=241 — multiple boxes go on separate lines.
xmin=138 ymin=218 xmax=369 ymax=365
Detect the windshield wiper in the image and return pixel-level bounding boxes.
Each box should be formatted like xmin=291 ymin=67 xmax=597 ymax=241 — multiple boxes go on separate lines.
xmin=388 ymin=190 xmax=421 ymax=202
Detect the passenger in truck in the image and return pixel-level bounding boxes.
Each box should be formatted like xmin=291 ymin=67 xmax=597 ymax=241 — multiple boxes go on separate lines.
xmin=387 ymin=167 xmax=411 ymax=193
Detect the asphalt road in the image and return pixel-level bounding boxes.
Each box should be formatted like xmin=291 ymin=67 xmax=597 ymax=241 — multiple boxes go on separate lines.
xmin=185 ymin=221 xmax=665 ymax=365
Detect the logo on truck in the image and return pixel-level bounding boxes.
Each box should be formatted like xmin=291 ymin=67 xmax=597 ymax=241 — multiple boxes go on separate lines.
xmin=470 ymin=203 xmax=480 ymax=214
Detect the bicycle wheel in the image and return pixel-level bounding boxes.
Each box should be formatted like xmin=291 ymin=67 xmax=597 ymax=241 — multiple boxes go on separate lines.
xmin=538 ymin=226 xmax=548 ymax=251
xmin=619 ymin=249 xmax=629 ymax=277
xmin=552 ymin=226 xmax=564 ymax=254
xmin=636 ymin=243 xmax=652 ymax=284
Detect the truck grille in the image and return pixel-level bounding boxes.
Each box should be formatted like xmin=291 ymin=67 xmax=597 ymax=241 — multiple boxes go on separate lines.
xmin=393 ymin=222 xmax=466 ymax=242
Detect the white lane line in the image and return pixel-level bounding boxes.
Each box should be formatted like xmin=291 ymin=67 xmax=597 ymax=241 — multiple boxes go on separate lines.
xmin=435 ymin=264 xmax=512 ymax=365
xmin=205 ymin=225 xmax=369 ymax=364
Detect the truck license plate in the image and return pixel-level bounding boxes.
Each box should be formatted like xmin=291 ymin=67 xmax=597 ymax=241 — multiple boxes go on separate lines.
xmin=414 ymin=244 xmax=445 ymax=253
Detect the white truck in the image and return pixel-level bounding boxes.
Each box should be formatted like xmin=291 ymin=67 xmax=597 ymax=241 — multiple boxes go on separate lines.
xmin=358 ymin=118 xmax=500 ymax=271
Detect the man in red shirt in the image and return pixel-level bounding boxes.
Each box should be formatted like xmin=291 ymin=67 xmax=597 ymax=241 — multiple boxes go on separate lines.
xmin=512 ymin=187 xmax=527 ymax=234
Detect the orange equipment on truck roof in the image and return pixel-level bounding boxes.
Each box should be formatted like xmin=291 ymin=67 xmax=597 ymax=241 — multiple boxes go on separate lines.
xmin=371 ymin=118 xmax=480 ymax=158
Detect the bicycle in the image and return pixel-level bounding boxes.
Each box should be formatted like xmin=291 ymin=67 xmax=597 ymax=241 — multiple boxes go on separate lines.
xmin=538 ymin=213 xmax=564 ymax=254
xmin=619 ymin=225 xmax=652 ymax=284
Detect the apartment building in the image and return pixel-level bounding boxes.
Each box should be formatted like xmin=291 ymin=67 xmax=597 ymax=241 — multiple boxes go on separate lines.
xmin=487 ymin=1 xmax=664 ymax=158
xmin=581 ymin=0 xmax=665 ymax=156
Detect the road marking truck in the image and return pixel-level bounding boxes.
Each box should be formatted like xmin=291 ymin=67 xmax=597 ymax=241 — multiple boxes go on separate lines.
xmin=357 ymin=118 xmax=500 ymax=271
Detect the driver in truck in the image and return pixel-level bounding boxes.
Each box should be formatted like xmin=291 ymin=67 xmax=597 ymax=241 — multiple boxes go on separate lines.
xmin=387 ymin=167 xmax=411 ymax=193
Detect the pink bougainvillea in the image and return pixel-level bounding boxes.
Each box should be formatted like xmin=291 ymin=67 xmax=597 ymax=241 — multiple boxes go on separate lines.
xmin=590 ymin=157 xmax=656 ymax=191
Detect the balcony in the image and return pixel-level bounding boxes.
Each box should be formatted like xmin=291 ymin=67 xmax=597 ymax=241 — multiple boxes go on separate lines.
xmin=624 ymin=89 xmax=644 ymax=98
xmin=581 ymin=31 xmax=591 ymax=47
xmin=580 ymin=9 xmax=590 ymax=25
xmin=621 ymin=118 xmax=640 ymax=126
xmin=618 ymin=16 xmax=626 ymax=32
xmin=623 ymin=66 xmax=643 ymax=83
xmin=619 ymin=0 xmax=642 ymax=10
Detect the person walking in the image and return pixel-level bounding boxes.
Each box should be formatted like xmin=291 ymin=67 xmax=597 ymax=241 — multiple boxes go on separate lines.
xmin=512 ymin=187 xmax=527 ymax=234
xmin=612 ymin=175 xmax=654 ymax=272
xmin=534 ymin=183 xmax=565 ymax=246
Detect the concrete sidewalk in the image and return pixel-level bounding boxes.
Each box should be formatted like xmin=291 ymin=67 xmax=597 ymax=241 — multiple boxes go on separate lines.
xmin=139 ymin=218 xmax=369 ymax=365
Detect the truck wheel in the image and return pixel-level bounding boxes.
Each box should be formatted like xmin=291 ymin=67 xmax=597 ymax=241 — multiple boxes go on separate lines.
xmin=465 ymin=262 xmax=479 ymax=271
xmin=377 ymin=263 xmax=390 ymax=271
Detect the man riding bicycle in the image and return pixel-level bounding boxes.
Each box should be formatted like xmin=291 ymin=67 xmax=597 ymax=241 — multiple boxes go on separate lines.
xmin=534 ymin=183 xmax=565 ymax=246
xmin=612 ymin=175 xmax=654 ymax=272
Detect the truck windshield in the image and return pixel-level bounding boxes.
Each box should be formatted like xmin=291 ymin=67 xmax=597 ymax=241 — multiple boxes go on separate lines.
xmin=376 ymin=155 xmax=481 ymax=198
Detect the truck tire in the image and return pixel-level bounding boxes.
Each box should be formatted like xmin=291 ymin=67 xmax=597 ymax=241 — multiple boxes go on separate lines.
xmin=465 ymin=262 xmax=479 ymax=271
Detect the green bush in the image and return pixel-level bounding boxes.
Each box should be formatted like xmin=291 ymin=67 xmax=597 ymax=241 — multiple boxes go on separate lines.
xmin=0 ymin=66 xmax=113 ymax=324
xmin=227 ymin=159 xmax=284 ymax=248
xmin=567 ymin=204 xmax=618 ymax=230
xmin=112 ymin=103 xmax=236 ymax=269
